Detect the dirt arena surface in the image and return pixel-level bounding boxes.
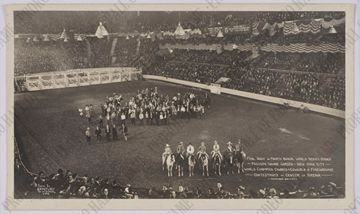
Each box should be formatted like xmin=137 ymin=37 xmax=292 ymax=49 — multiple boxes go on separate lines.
xmin=14 ymin=80 xmax=345 ymax=195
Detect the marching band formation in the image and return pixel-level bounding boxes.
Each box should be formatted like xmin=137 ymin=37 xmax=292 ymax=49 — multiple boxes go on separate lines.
xmin=79 ymin=87 xmax=211 ymax=143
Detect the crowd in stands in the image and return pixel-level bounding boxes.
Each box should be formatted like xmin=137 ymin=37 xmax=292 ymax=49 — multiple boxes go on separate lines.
xmin=15 ymin=164 xmax=343 ymax=199
xmin=15 ymin=35 xmax=159 ymax=76
xmin=113 ymin=37 xmax=139 ymax=67
xmin=14 ymin=34 xmax=346 ymax=110
xmin=153 ymin=61 xmax=228 ymax=84
xmin=14 ymin=39 xmax=88 ymax=76
xmin=224 ymin=68 xmax=345 ymax=110
xmin=14 ymin=11 xmax=345 ymax=110
xmin=87 ymin=37 xmax=112 ymax=68
xmin=169 ymin=49 xmax=252 ymax=66
xmin=255 ymin=52 xmax=345 ymax=74
xmin=145 ymin=48 xmax=345 ymax=110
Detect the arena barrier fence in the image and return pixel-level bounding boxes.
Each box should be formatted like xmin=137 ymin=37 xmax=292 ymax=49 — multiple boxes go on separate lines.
xmin=142 ymin=75 xmax=345 ymax=119
xmin=17 ymin=67 xmax=142 ymax=91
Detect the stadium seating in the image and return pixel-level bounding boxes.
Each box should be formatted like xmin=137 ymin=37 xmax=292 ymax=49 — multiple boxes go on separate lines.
xmin=14 ymin=11 xmax=345 ymax=110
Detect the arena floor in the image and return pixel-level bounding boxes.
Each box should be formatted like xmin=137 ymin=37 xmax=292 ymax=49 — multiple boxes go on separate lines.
xmin=14 ymin=80 xmax=345 ymax=194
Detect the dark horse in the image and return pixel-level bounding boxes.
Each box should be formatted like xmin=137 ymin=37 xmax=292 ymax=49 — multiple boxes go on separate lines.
xmin=223 ymin=150 xmax=234 ymax=175
xmin=212 ymin=153 xmax=222 ymax=176
xmin=234 ymin=150 xmax=246 ymax=174
xmin=175 ymin=153 xmax=185 ymax=177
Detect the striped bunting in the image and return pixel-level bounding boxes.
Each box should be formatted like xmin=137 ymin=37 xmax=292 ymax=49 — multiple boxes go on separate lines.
xmin=283 ymin=21 xmax=300 ymax=35
xmin=261 ymin=43 xmax=345 ymax=53
xmin=298 ymin=19 xmax=322 ymax=34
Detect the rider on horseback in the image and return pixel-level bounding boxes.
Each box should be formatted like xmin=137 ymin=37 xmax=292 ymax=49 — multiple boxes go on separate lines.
xmin=234 ymin=139 xmax=246 ymax=173
xmin=186 ymin=142 xmax=195 ymax=157
xmin=162 ymin=144 xmax=172 ymax=169
xmin=226 ymin=141 xmax=234 ymax=153
xmin=177 ymin=142 xmax=185 ymax=156
xmin=211 ymin=140 xmax=223 ymax=159
xmin=197 ymin=142 xmax=208 ymax=159
xmin=235 ymin=139 xmax=243 ymax=152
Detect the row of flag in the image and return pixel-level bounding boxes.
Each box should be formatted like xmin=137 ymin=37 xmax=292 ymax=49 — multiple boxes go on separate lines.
xmin=205 ymin=17 xmax=344 ymax=37
xmin=16 ymin=22 xmax=110 ymax=42
xmin=253 ymin=17 xmax=344 ymax=36
xmin=16 ymin=16 xmax=345 ymax=43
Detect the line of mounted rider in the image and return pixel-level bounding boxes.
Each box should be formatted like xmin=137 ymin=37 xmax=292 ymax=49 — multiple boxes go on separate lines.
xmin=162 ymin=140 xmax=246 ymax=177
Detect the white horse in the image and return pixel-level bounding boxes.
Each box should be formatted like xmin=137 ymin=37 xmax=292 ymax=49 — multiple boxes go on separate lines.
xmin=188 ymin=154 xmax=196 ymax=177
xmin=199 ymin=153 xmax=209 ymax=177
xmin=162 ymin=153 xmax=169 ymax=171
xmin=166 ymin=154 xmax=176 ymax=177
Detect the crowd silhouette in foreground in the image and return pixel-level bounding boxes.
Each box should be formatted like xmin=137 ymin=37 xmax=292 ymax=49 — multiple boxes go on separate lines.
xmin=15 ymin=163 xmax=343 ymax=199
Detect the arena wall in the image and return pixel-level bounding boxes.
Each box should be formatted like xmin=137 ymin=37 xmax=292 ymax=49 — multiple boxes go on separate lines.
xmin=143 ymin=74 xmax=345 ymax=119
xmin=19 ymin=67 xmax=142 ymax=91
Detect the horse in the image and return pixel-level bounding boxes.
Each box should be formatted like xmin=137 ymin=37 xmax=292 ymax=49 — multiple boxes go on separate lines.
xmin=212 ymin=152 xmax=222 ymax=176
xmin=188 ymin=154 xmax=196 ymax=177
xmin=199 ymin=153 xmax=209 ymax=177
xmin=162 ymin=153 xmax=171 ymax=171
xmin=175 ymin=153 xmax=185 ymax=177
xmin=234 ymin=150 xmax=246 ymax=174
xmin=165 ymin=154 xmax=176 ymax=177
xmin=223 ymin=150 xmax=234 ymax=175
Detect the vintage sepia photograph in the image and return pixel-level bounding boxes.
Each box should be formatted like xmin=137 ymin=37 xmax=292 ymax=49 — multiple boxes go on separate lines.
xmin=4 ymin=3 xmax=356 ymax=210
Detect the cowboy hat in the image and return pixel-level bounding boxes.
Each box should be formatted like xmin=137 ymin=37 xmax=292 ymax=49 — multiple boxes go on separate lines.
xmin=259 ymin=189 xmax=266 ymax=195
xmin=238 ymin=185 xmax=245 ymax=191
xmin=329 ymin=182 xmax=337 ymax=188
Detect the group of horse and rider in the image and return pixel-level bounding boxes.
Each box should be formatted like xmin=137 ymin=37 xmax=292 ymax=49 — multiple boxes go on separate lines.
xmin=162 ymin=140 xmax=247 ymax=177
